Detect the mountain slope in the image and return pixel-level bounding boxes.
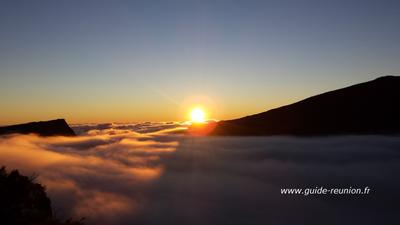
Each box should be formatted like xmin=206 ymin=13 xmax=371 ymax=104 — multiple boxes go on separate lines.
xmin=0 ymin=119 xmax=76 ymax=136
xmin=210 ymin=76 xmax=400 ymax=135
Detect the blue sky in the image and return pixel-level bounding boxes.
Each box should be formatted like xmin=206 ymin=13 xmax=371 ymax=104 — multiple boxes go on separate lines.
xmin=1 ymin=0 xmax=399 ymax=123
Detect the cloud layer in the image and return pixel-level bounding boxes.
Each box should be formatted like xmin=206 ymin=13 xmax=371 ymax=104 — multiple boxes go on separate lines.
xmin=1 ymin=123 xmax=400 ymax=225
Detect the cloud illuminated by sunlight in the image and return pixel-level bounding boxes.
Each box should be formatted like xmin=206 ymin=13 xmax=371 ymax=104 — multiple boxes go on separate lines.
xmin=1 ymin=123 xmax=400 ymax=225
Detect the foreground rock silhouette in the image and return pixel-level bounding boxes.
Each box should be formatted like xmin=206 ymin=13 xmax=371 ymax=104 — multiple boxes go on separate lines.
xmin=0 ymin=166 xmax=84 ymax=225
xmin=0 ymin=119 xmax=75 ymax=136
xmin=210 ymin=76 xmax=400 ymax=135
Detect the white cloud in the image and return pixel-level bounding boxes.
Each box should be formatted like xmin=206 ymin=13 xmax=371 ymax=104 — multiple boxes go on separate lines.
xmin=0 ymin=125 xmax=400 ymax=225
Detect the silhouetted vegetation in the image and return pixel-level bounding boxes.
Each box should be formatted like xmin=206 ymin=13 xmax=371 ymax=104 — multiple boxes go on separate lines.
xmin=0 ymin=166 xmax=84 ymax=225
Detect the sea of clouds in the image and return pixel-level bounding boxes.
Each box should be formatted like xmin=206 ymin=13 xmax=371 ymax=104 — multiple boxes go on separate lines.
xmin=1 ymin=123 xmax=400 ymax=225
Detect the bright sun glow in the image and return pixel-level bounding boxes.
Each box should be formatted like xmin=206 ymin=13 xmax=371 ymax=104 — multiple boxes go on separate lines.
xmin=190 ymin=107 xmax=206 ymax=123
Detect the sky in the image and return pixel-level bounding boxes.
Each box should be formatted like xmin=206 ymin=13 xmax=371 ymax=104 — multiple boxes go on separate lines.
xmin=1 ymin=0 xmax=400 ymax=124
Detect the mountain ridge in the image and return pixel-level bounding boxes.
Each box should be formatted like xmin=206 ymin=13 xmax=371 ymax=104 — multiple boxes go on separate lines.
xmin=0 ymin=119 xmax=76 ymax=136
xmin=210 ymin=76 xmax=400 ymax=136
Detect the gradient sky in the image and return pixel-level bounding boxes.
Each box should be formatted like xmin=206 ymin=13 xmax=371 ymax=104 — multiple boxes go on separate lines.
xmin=1 ymin=0 xmax=399 ymax=124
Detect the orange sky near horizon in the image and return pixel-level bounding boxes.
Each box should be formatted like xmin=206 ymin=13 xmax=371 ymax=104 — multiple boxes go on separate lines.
xmin=0 ymin=97 xmax=285 ymax=125
xmin=0 ymin=89 xmax=316 ymax=125
xmin=0 ymin=83 xmax=347 ymax=125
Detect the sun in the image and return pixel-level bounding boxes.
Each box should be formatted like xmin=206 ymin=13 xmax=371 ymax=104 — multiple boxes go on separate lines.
xmin=190 ymin=107 xmax=206 ymax=123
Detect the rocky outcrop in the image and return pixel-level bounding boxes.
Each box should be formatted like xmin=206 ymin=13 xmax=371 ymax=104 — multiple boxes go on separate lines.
xmin=0 ymin=119 xmax=75 ymax=136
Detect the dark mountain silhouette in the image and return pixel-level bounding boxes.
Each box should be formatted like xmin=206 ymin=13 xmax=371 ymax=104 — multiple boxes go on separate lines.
xmin=0 ymin=119 xmax=75 ymax=136
xmin=210 ymin=76 xmax=400 ymax=136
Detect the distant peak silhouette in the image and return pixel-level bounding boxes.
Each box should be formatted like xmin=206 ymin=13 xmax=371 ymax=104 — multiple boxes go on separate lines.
xmin=210 ymin=76 xmax=400 ymax=136
xmin=373 ymin=75 xmax=397 ymax=80
xmin=0 ymin=119 xmax=75 ymax=136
